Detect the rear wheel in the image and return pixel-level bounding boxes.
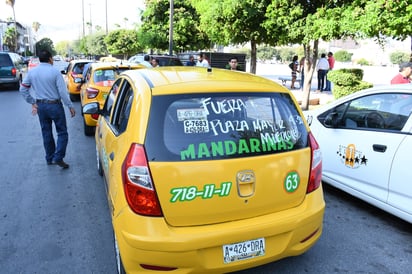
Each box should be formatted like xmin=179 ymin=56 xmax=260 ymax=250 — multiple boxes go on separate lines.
xmin=83 ymin=119 xmax=95 ymax=136
xmin=69 ymin=94 xmax=78 ymax=101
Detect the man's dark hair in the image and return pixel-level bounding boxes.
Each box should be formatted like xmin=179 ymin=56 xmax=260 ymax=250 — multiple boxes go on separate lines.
xmin=38 ymin=50 xmax=52 ymax=63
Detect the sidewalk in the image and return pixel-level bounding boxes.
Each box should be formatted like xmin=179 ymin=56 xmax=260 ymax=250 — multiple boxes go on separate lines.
xmin=254 ymin=62 xmax=396 ymax=107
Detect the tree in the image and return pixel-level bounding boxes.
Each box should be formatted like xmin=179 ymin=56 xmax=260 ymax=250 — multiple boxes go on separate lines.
xmin=347 ymin=0 xmax=412 ymax=60
xmin=35 ymin=38 xmax=56 ymax=56
xmin=264 ymin=0 xmax=357 ymax=110
xmin=140 ymin=0 xmax=211 ymax=53
xmin=192 ymin=0 xmax=273 ymax=74
xmin=104 ymin=29 xmax=142 ymax=59
xmin=5 ymin=0 xmax=18 ymax=52
xmin=3 ymin=26 xmax=17 ymax=51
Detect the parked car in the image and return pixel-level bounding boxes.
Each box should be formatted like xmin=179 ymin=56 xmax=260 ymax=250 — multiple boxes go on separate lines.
xmin=28 ymin=56 xmax=40 ymax=70
xmin=128 ymin=54 xmax=183 ymax=66
xmin=80 ymin=61 xmax=143 ymax=136
xmin=60 ymin=59 xmax=93 ymax=101
xmin=306 ymin=84 xmax=412 ymax=223
xmin=0 ymin=51 xmax=24 ymax=90
xmin=83 ymin=66 xmax=325 ymax=273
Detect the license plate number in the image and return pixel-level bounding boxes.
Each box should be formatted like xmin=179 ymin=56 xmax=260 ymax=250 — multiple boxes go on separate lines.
xmin=223 ymin=238 xmax=265 ymax=264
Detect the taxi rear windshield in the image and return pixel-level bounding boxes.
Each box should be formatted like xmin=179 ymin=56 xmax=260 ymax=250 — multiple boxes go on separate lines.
xmin=145 ymin=92 xmax=309 ymax=161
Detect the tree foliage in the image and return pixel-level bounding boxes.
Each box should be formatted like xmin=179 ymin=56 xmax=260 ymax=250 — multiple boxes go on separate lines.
xmin=192 ymin=0 xmax=273 ymax=73
xmin=79 ymin=33 xmax=108 ymax=57
xmin=3 ymin=26 xmax=17 ymax=51
xmin=104 ymin=29 xmax=142 ymax=59
xmin=140 ymin=0 xmax=211 ymax=53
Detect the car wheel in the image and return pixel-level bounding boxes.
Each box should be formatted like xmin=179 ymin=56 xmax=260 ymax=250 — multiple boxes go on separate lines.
xmin=69 ymin=94 xmax=78 ymax=101
xmin=96 ymin=145 xmax=103 ymax=176
xmin=14 ymin=78 xmax=21 ymax=90
xmin=114 ymin=233 xmax=126 ymax=274
xmin=83 ymin=119 xmax=95 ymax=136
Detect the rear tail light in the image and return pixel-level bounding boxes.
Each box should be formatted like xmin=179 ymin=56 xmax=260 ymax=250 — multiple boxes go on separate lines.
xmin=86 ymin=87 xmax=99 ymax=99
xmin=122 ymin=144 xmax=162 ymax=216
xmin=11 ymin=67 xmax=17 ymax=76
xmin=307 ymin=132 xmax=322 ymax=193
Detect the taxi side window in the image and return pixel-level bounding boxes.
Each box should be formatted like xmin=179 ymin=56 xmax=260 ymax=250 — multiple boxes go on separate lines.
xmin=102 ymin=79 xmax=122 ymax=120
xmin=334 ymin=93 xmax=411 ymax=131
xmin=110 ymin=81 xmax=134 ymax=135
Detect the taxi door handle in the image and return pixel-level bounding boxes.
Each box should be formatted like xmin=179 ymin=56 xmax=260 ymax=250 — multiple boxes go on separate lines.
xmin=109 ymin=152 xmax=115 ymax=161
xmin=372 ymin=144 xmax=387 ymax=153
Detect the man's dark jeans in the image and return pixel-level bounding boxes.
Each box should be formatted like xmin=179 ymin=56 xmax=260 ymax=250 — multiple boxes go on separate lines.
xmin=317 ymin=69 xmax=327 ymax=91
xmin=37 ymin=103 xmax=68 ymax=163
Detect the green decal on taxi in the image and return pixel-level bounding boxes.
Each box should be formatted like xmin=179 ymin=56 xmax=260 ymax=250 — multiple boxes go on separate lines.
xmin=170 ymin=182 xmax=232 ymax=202
xmin=284 ymin=171 xmax=300 ymax=193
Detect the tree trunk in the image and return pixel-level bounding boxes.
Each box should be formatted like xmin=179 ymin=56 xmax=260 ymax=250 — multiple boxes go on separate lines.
xmin=249 ymin=40 xmax=257 ymax=74
xmin=301 ymin=40 xmax=319 ymax=110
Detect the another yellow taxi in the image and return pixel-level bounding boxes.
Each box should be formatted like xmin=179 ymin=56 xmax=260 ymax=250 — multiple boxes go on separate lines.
xmin=80 ymin=61 xmax=143 ymax=136
xmin=83 ymin=67 xmax=325 ymax=273
xmin=60 ymin=59 xmax=92 ymax=101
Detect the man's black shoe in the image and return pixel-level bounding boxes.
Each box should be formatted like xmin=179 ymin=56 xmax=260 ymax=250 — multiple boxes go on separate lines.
xmin=53 ymin=160 xmax=69 ymax=169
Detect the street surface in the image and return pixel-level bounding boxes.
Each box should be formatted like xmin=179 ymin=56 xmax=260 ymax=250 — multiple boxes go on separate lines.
xmin=0 ymin=63 xmax=411 ymax=273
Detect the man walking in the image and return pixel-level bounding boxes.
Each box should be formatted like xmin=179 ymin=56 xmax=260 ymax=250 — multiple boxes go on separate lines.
xmin=20 ymin=50 xmax=76 ymax=169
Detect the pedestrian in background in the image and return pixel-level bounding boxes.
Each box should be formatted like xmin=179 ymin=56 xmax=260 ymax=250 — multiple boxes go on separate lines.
xmin=325 ymin=52 xmax=335 ymax=91
xmin=141 ymin=55 xmax=153 ymax=68
xmin=186 ymin=55 xmax=196 ymax=66
xmin=227 ymin=56 xmax=239 ymax=70
xmin=316 ymin=53 xmax=330 ymax=92
xmin=289 ymin=55 xmax=299 ymax=89
xmin=196 ymin=53 xmax=210 ymax=68
xmin=299 ymin=56 xmax=305 ymax=90
xmin=151 ymin=58 xmax=160 ymax=68
xmin=390 ymin=62 xmax=412 ymax=84
xmin=19 ymin=49 xmax=75 ymax=169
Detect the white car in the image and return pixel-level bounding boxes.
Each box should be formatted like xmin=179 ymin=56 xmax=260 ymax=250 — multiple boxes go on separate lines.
xmin=307 ymin=84 xmax=412 ymax=223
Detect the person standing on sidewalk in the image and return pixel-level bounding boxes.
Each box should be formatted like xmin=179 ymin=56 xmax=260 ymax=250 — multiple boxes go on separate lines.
xmin=19 ymin=49 xmax=76 ymax=169
xmin=289 ymin=55 xmax=300 ymax=89
xmin=316 ymin=53 xmax=330 ymax=92
xmin=390 ymin=62 xmax=412 ymax=84
xmin=325 ymin=52 xmax=335 ymax=91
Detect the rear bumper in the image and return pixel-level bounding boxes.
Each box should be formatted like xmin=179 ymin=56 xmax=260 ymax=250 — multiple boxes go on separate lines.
xmin=114 ymin=185 xmax=325 ymax=273
xmin=0 ymin=77 xmax=19 ymax=85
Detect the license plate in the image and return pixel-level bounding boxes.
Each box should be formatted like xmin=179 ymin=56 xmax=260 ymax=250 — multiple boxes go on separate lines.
xmin=223 ymin=238 xmax=265 ymax=264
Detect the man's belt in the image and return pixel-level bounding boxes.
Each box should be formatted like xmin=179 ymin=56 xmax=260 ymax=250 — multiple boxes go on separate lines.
xmin=36 ymin=99 xmax=61 ymax=104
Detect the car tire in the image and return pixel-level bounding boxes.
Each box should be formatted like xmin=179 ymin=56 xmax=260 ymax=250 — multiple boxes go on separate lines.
xmin=83 ymin=119 xmax=95 ymax=136
xmin=70 ymin=94 xmax=78 ymax=102
xmin=96 ymin=146 xmax=103 ymax=176
xmin=14 ymin=78 xmax=21 ymax=90
xmin=114 ymin=232 xmax=126 ymax=274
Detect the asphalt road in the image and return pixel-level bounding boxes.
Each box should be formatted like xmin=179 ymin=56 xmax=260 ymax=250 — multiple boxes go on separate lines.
xmin=0 ymin=83 xmax=411 ymax=274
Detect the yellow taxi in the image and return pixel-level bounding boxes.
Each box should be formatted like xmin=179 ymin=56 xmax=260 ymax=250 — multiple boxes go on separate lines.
xmin=60 ymin=59 xmax=92 ymax=101
xmin=80 ymin=61 xmax=143 ymax=136
xmin=83 ymin=66 xmax=325 ymax=273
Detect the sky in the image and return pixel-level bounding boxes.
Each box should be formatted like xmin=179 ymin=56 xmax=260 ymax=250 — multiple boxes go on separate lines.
xmin=0 ymin=0 xmax=145 ymax=42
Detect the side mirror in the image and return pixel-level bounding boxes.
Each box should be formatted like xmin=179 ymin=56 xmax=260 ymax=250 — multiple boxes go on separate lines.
xmin=60 ymin=70 xmax=67 ymax=75
xmin=323 ymin=112 xmax=339 ymax=128
xmin=82 ymin=102 xmax=101 ymax=115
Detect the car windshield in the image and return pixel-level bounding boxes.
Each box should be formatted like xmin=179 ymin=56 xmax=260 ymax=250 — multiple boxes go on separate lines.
xmin=145 ymin=92 xmax=309 ymax=161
